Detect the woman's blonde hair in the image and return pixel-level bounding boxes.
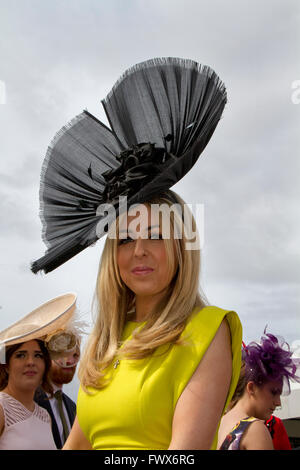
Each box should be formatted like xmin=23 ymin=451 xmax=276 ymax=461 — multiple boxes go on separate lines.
xmin=78 ymin=190 xmax=207 ymax=392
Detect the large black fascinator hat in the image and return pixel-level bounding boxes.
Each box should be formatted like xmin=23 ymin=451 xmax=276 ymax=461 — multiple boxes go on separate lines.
xmin=31 ymin=57 xmax=227 ymax=274
xmin=242 ymin=329 xmax=300 ymax=395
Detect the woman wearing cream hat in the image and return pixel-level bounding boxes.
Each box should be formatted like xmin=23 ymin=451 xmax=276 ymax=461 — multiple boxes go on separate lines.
xmin=0 ymin=293 xmax=79 ymax=450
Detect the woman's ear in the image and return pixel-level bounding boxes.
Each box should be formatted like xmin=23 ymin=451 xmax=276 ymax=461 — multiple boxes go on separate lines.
xmin=246 ymin=381 xmax=256 ymax=396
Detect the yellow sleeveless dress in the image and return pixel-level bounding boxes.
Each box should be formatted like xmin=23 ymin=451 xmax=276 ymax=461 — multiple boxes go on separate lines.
xmin=77 ymin=305 xmax=242 ymax=450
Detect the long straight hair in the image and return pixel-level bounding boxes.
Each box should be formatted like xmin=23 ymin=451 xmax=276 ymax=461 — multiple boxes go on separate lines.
xmin=79 ymin=190 xmax=207 ymax=391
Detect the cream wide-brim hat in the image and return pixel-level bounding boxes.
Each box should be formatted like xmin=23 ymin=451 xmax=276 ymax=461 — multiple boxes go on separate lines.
xmin=0 ymin=293 xmax=77 ymax=348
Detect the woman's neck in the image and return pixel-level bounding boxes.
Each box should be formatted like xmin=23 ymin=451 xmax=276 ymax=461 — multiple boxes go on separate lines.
xmin=232 ymin=395 xmax=256 ymax=419
xmin=133 ymin=300 xmax=150 ymax=322
xmin=134 ymin=295 xmax=162 ymax=322
xmin=2 ymin=384 xmax=36 ymax=412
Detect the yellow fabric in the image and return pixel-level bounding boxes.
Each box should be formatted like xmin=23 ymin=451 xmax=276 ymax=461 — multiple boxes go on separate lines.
xmin=77 ymin=306 xmax=242 ymax=450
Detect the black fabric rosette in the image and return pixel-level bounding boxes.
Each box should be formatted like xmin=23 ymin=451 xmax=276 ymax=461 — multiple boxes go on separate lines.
xmin=101 ymin=143 xmax=173 ymax=204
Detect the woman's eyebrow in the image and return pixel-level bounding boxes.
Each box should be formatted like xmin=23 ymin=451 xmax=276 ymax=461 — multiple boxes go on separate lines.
xmin=271 ymin=387 xmax=282 ymax=393
xmin=137 ymin=225 xmax=161 ymax=234
xmin=119 ymin=225 xmax=160 ymax=234
xmin=15 ymin=349 xmax=42 ymax=353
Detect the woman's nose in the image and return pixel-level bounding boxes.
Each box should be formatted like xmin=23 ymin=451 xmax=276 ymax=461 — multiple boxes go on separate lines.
xmin=133 ymin=238 xmax=147 ymax=257
xmin=26 ymin=356 xmax=35 ymax=366
xmin=275 ymin=396 xmax=281 ymax=407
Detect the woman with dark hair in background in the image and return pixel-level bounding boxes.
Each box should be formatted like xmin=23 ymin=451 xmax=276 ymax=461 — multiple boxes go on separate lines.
xmin=217 ymin=331 xmax=300 ymax=450
xmin=0 ymin=339 xmax=56 ymax=450
xmin=0 ymin=293 xmax=79 ymax=450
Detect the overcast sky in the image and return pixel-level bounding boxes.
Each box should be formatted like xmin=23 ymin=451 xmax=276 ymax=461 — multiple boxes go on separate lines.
xmin=0 ymin=0 xmax=299 ymax=400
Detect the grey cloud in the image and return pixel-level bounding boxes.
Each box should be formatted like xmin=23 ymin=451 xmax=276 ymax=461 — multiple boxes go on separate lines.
xmin=0 ymin=190 xmax=40 ymax=239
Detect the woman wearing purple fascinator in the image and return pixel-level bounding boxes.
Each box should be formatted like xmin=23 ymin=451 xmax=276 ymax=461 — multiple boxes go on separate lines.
xmin=217 ymin=329 xmax=300 ymax=450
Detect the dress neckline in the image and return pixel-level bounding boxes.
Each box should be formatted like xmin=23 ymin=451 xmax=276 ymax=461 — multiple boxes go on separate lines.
xmin=0 ymin=391 xmax=38 ymax=414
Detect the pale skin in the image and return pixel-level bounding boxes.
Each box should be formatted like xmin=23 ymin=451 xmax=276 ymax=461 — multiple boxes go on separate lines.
xmin=63 ymin=207 xmax=233 ymax=450
xmin=217 ymin=380 xmax=282 ymax=450
xmin=0 ymin=340 xmax=46 ymax=437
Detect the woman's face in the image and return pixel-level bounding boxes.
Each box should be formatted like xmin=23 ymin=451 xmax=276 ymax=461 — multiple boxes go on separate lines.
xmin=251 ymin=380 xmax=282 ymax=421
xmin=6 ymin=340 xmax=46 ymax=391
xmin=117 ymin=204 xmax=178 ymax=301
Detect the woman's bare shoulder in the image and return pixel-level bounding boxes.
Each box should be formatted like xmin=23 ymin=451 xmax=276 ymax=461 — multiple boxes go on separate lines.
xmin=0 ymin=403 xmax=4 ymax=436
xmin=241 ymin=419 xmax=274 ymax=450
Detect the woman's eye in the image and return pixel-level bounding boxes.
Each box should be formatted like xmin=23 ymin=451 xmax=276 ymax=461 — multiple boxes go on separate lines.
xmin=15 ymin=353 xmax=25 ymax=358
xmin=35 ymin=353 xmax=44 ymax=358
xmin=118 ymin=236 xmax=134 ymax=245
xmin=150 ymin=233 xmax=163 ymax=240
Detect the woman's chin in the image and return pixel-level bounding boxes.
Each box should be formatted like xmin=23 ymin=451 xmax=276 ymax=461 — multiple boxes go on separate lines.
xmin=19 ymin=376 xmax=42 ymax=391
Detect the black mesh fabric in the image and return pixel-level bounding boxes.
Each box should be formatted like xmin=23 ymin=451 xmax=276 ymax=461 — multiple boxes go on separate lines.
xmin=31 ymin=57 xmax=227 ymax=274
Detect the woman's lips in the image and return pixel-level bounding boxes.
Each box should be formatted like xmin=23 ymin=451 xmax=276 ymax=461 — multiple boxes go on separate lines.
xmin=131 ymin=267 xmax=154 ymax=275
xmin=24 ymin=370 xmax=37 ymax=376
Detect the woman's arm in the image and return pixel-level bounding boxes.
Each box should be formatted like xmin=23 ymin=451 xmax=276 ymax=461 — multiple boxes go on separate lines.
xmin=63 ymin=416 xmax=93 ymax=450
xmin=241 ymin=420 xmax=274 ymax=450
xmin=168 ymin=319 xmax=232 ymax=450
xmin=0 ymin=404 xmax=4 ymax=437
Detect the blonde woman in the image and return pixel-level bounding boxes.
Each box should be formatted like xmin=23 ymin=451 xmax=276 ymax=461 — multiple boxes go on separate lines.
xmin=30 ymin=57 xmax=243 ymax=449
xmin=64 ymin=190 xmax=242 ymax=450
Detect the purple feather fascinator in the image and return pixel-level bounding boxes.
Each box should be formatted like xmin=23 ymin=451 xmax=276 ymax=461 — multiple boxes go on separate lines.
xmin=242 ymin=328 xmax=300 ymax=395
